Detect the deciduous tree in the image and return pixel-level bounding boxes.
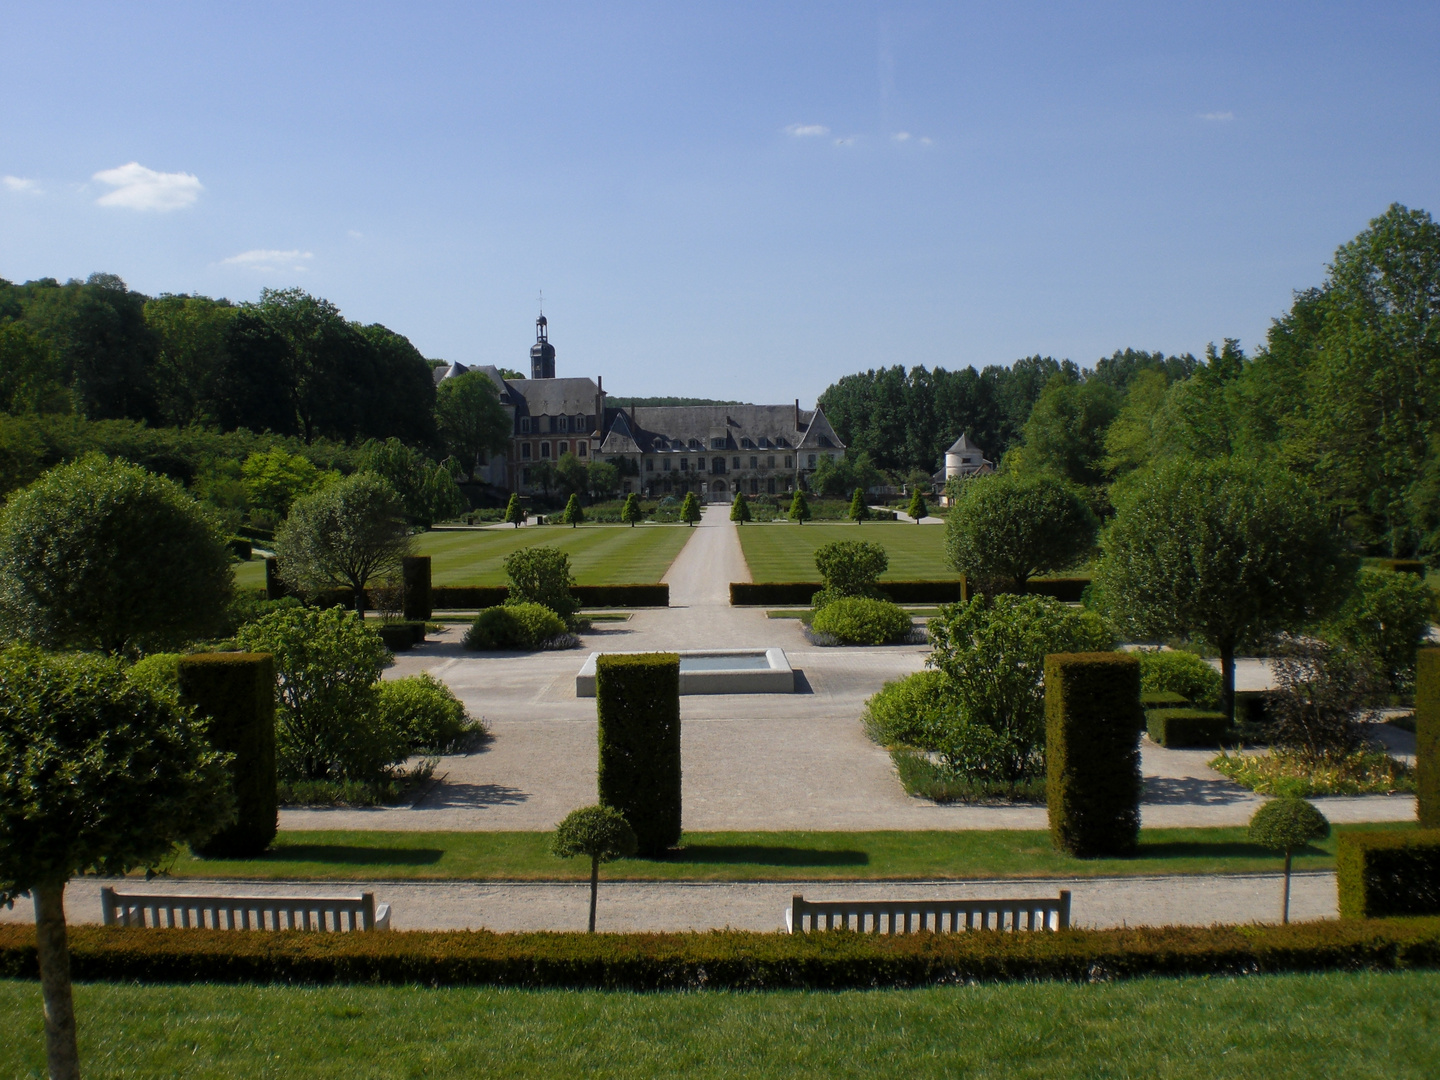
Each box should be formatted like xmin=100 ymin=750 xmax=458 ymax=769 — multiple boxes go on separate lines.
xmin=434 ymin=370 xmax=510 ymax=479
xmin=945 ymin=472 xmax=1096 ymax=593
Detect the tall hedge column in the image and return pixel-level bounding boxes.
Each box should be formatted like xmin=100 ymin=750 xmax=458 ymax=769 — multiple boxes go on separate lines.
xmin=595 ymin=653 xmax=681 ymax=857
xmin=177 ymin=653 xmax=278 ymax=858
xmin=264 ymin=557 xmax=286 ymax=601
xmin=1046 ymin=652 xmax=1143 ymax=857
xmin=1417 ymin=648 xmax=1440 ymax=829
xmin=402 ymin=556 xmax=433 ymax=622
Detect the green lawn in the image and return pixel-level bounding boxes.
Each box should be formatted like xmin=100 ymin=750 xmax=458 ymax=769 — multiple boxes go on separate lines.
xmin=5 ymin=972 xmax=1437 ymax=1078
xmin=233 ymin=524 xmax=694 ymax=589
xmin=149 ymin=824 xmax=1412 ymax=883
xmin=737 ymin=522 xmax=957 ymax=582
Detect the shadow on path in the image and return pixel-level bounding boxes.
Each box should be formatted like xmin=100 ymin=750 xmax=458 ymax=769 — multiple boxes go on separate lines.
xmin=415 ymin=782 xmax=530 ymax=810
xmin=1143 ymin=776 xmax=1253 ymax=806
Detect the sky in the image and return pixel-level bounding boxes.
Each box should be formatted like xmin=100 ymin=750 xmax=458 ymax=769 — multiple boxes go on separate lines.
xmin=2 ymin=2 xmax=1438 ymax=405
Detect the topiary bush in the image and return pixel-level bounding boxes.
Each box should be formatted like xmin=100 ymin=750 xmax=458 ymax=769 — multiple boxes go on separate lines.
xmin=177 ymin=653 xmax=278 ymax=859
xmin=401 ymin=556 xmax=432 ymax=622
xmin=1337 ymin=829 xmax=1440 ymax=919
xmin=377 ymin=673 xmax=482 ymax=754
xmin=811 ymin=597 xmax=912 ymax=645
xmin=596 ymin=653 xmax=681 ymax=857
xmin=552 ymin=804 xmax=638 ymax=932
xmin=863 ymin=670 xmax=960 ymax=747
xmin=504 ymin=546 xmax=579 ymax=625
xmin=1145 ymin=708 xmax=1229 ymax=748
xmin=463 ymin=603 xmax=571 ymax=650
xmin=1248 ymin=797 xmax=1329 ymax=923
xmin=1416 ymin=648 xmax=1440 ymax=829
xmin=1137 ymin=650 xmax=1221 ymax=709
xmin=1045 ymin=652 xmax=1143 ymax=857
xmin=812 ymin=540 xmax=888 ymax=610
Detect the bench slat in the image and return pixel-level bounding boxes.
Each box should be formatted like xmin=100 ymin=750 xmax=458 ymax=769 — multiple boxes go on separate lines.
xmin=789 ymin=891 xmax=1071 ymax=935
xmin=100 ymin=888 xmax=390 ymax=933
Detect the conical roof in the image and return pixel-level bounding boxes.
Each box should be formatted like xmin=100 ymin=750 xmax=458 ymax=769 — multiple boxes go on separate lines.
xmin=947 ymin=433 xmax=982 ymax=454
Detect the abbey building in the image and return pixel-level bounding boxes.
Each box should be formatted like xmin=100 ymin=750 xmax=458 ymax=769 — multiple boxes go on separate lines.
xmin=434 ymin=316 xmax=844 ymax=501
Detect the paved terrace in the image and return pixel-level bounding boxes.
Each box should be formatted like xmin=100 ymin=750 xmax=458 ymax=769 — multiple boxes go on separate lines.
xmin=280 ymin=506 xmax=1416 ymax=833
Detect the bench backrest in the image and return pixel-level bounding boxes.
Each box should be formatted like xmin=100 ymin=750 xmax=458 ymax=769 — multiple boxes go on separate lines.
xmin=99 ymin=887 xmax=388 ymax=932
xmin=788 ymin=891 xmax=1071 ymax=934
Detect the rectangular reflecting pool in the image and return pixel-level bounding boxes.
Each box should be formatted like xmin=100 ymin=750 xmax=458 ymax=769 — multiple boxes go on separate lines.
xmin=576 ymin=649 xmax=794 ymax=696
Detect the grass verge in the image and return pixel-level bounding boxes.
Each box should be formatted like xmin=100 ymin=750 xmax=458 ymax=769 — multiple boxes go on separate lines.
xmin=144 ymin=824 xmax=1419 ymax=883
xmin=736 ymin=522 xmax=958 ymax=583
xmin=4 ymin=971 xmax=1438 ymax=1078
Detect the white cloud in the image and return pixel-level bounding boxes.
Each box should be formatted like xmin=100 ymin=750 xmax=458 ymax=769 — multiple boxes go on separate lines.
xmin=918 ymin=137 xmax=933 ymax=146
xmin=1199 ymin=111 xmax=1235 ymax=122
xmin=3 ymin=176 xmax=40 ymax=194
xmin=347 ymin=229 xmax=364 ymax=239
xmin=785 ymin=123 xmax=830 ymax=137
xmin=222 ymin=249 xmax=314 ymax=272
xmin=833 ymin=136 xmax=858 ymax=147
xmin=92 ymin=162 xmax=202 ymax=211
xmin=892 ymin=132 xmax=911 ymax=142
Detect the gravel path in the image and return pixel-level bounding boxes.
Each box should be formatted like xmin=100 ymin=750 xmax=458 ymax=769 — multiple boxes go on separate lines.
xmin=3 ymin=872 xmax=1337 ymax=932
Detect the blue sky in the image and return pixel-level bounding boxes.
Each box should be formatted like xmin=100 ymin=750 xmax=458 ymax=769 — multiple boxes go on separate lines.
xmin=3 ymin=2 xmax=1438 ymax=403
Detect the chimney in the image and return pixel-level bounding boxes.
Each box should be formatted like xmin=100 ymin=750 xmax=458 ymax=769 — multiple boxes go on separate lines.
xmin=794 ymin=399 xmax=800 ymax=431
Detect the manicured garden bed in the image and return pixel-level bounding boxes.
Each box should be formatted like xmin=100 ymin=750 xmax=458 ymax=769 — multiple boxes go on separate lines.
xmin=737 ymin=523 xmax=959 ymax=583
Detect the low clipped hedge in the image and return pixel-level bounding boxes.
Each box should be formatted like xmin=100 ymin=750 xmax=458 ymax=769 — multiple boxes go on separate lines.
xmin=1418 ymin=648 xmax=1439 ymax=829
xmin=431 ymin=584 xmax=669 ymax=609
xmin=811 ymin=597 xmax=913 ymax=645
xmin=2 ymin=920 xmax=1439 ymax=989
xmin=464 ymin=603 xmax=569 ymax=650
xmin=1146 ymin=708 xmax=1230 ymax=748
xmin=1337 ymin=830 xmax=1440 ymax=919
xmin=730 ymin=581 xmax=965 ymax=606
xmin=1140 ymin=691 xmax=1190 ymax=710
xmin=376 ymin=621 xmax=426 ymax=652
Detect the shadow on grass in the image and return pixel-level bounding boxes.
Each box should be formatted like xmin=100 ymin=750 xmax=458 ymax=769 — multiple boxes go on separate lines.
xmin=230 ymin=845 xmax=447 ymax=867
xmin=667 ymin=844 xmax=869 ymax=867
xmin=1135 ymin=840 xmax=1326 ymax=863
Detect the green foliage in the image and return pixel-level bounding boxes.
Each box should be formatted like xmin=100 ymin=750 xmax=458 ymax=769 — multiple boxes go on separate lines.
xmin=730 ymin=491 xmax=752 ymax=523
xmin=1325 ymin=570 xmax=1437 ymax=693
xmin=596 ymin=653 xmax=681 ymax=857
xmin=621 ymin=493 xmax=643 ymax=526
xmin=811 ymin=597 xmax=912 ymax=645
xmin=863 ymin=670 xmax=960 ymax=747
xmin=357 ymin=438 xmax=465 ymax=527
xmin=1420 ymin=649 xmax=1440 ymax=829
xmin=848 ymin=488 xmax=870 ymax=522
xmin=587 ymin=461 xmax=620 ymax=501
xmin=503 ymin=546 xmax=579 ymax=624
xmin=945 ymin=472 xmax=1097 ymax=592
xmin=888 ymin=747 xmax=1048 ymax=804
xmin=504 ymin=493 xmax=526 ymax=527
xmin=926 ymin=595 xmax=1113 ymax=783
xmin=235 ymin=606 xmax=400 ymax=783
xmin=812 ymin=539 xmax=888 ymax=609
xmin=462 ymin=603 xmax=569 ymax=650
xmin=1007 ymin=373 xmax=1122 ymax=487
xmin=1045 ymin=652 xmax=1143 ymax=857
xmin=434 ymin=370 xmax=510 ymax=479
xmin=1136 ymin=650 xmax=1222 ymax=708
xmin=561 ymin=493 xmax=585 ymax=527
xmin=0 ymin=647 xmax=233 ymax=903
xmin=0 ymin=454 xmax=233 ymax=655
xmin=240 ymin=448 xmax=329 ymax=518
xmin=1211 ymin=748 xmax=1413 ymax=797
xmin=551 ymin=805 xmax=638 ymax=864
xmin=1248 ymin=798 xmax=1330 ymax=855
xmin=1145 ymin=709 xmax=1229 ymax=748
xmin=376 ymin=673 xmax=479 ymax=754
xmin=0 ymin=320 xmax=68 ymax=415
xmin=906 ymin=488 xmax=928 ymax=522
xmin=788 ymin=490 xmax=811 ymax=523
xmin=808 ymin=451 xmax=883 ymax=498
xmin=274 ymin=472 xmax=413 ymax=609
xmin=680 ymin=492 xmax=701 ymax=525
xmin=1337 ymin=829 xmax=1440 ymax=918
xmin=1266 ymin=641 xmax=1380 ymax=761
xmin=554 ymin=453 xmax=587 ymax=498
xmin=1095 ymin=458 xmax=1353 ymax=720
xmin=177 ymin=653 xmax=278 ymax=858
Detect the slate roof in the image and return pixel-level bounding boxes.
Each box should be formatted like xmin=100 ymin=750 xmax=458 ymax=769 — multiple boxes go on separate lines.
xmin=598 ymin=404 xmax=844 ymax=456
xmin=504 ymin=376 xmax=602 ymax=419
xmin=947 ymin=432 xmax=983 ymax=454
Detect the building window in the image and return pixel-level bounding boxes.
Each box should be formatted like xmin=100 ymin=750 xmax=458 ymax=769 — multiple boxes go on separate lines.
xmin=767 ymin=455 xmax=775 ymax=468
xmin=698 ymin=458 xmax=708 ymax=473
xmin=522 ymin=468 xmax=531 ymax=485
xmin=520 ymin=417 xmax=531 ymax=434
xmin=713 ymin=458 xmax=725 ymax=474
xmin=785 ymin=456 xmax=793 ymax=468
xmin=541 ymin=442 xmax=552 ymax=459
xmin=547 ymin=416 xmax=557 ymax=433
xmin=578 ymin=443 xmax=588 ymax=458
xmin=522 ymin=443 xmax=532 ymax=460
xmin=767 ymin=478 xmax=776 ymax=494
xmin=711 ymin=438 xmax=725 ymax=449
xmin=732 ymin=457 xmax=740 ymax=470
xmin=807 ymin=454 xmax=817 ymax=468
xmin=663 ymin=459 xmax=672 ymax=472
xmin=645 ymin=459 xmax=654 ymax=472
xmin=750 ymin=479 xmax=758 ymax=494
xmin=749 ymin=456 xmax=758 ymax=469
xmin=680 ymin=459 xmax=689 ymax=472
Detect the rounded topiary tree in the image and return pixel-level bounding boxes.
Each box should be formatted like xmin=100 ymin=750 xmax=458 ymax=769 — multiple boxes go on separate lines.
xmin=0 ymin=647 xmax=234 ymax=1080
xmin=621 ymin=492 xmax=644 ymax=527
xmin=946 ymin=472 xmax=1097 ymax=595
xmin=813 ymin=539 xmax=888 ymax=609
xmin=1248 ymin=797 xmax=1330 ymax=924
xmin=504 ymin=492 xmax=526 ymax=528
xmin=680 ymin=492 xmax=702 ymax=526
xmin=907 ymin=487 xmax=929 ymax=524
xmin=789 ymin=489 xmax=811 ymax=524
xmin=562 ymin=493 xmax=585 ymax=528
xmin=0 ymin=454 xmax=233 ymax=656
xmin=503 ymin=545 xmax=579 ymax=625
xmin=552 ymin=804 xmax=638 ymax=932
xmin=849 ymin=487 xmax=870 ymax=524
xmin=730 ymin=491 xmax=752 ymax=524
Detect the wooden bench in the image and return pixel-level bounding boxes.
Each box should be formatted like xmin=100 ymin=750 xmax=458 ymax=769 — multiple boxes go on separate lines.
xmin=100 ymin=887 xmax=391 ymax=932
xmin=786 ymin=891 xmax=1070 ymax=934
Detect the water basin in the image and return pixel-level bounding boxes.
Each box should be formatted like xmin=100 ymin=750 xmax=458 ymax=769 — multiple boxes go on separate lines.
xmin=576 ymin=649 xmax=793 ymax=696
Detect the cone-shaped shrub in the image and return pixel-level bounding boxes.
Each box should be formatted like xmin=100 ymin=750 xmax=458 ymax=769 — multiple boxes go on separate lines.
xmin=1046 ymin=652 xmax=1143 ymax=857
xmin=789 ymin=490 xmax=811 ymax=524
xmin=562 ymin=494 xmax=586 ymax=528
xmin=907 ymin=488 xmax=928 ymax=523
xmin=730 ymin=492 xmax=752 ymax=524
xmin=680 ymin=493 xmax=701 ymax=526
xmin=849 ymin=488 xmax=869 ymax=523
xmin=595 ymin=653 xmax=681 ymax=856
xmin=621 ymin=493 xmax=643 ymax=527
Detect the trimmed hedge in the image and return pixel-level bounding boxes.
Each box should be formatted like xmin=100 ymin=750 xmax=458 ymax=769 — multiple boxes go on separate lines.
xmin=1146 ymin=708 xmax=1229 ymax=748
xmin=811 ymin=597 xmax=913 ymax=645
xmin=2 ymin=920 xmax=1439 ymax=990
xmin=376 ymin=621 xmax=426 ymax=652
xmin=596 ymin=653 xmax=681 ymax=857
xmin=1338 ymin=830 xmax=1440 ymax=919
xmin=1140 ymin=691 xmax=1190 ymax=710
xmin=1419 ymin=648 xmax=1440 ymax=829
xmin=430 ymin=584 xmax=669 ymax=610
xmin=402 ymin=556 xmax=432 ymax=622
xmin=463 ymin=604 xmax=568 ymax=650
xmin=176 ymin=653 xmax=277 ymax=859
xmin=730 ymin=581 xmax=965 ymax=606
xmin=1375 ymin=559 xmax=1427 ymax=576
xmin=1046 ymin=652 xmax=1143 ymax=858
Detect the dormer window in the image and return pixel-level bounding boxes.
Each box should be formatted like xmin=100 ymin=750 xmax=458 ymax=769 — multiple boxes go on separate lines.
xmin=740 ymin=438 xmax=755 ymax=449
xmin=689 ymin=439 xmax=702 ymax=450
xmin=519 ymin=417 xmax=531 ymax=434
xmin=758 ymin=437 xmax=770 ymax=449
xmin=710 ymin=438 xmax=726 ymax=449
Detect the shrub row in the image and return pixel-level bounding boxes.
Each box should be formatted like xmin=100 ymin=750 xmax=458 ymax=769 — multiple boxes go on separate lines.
xmin=431 ymin=584 xmax=669 ymax=609
xmin=3 ymin=919 xmax=1439 ymax=990
xmin=1146 ymin=708 xmax=1230 ymax=748
xmin=1374 ymin=559 xmax=1426 ymax=576
xmin=1338 ymin=830 xmax=1440 ymax=919
xmin=730 ymin=581 xmax=965 ymax=606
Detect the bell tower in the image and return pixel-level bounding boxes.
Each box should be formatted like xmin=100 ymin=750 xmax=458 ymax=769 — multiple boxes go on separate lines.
xmin=530 ymin=314 xmax=556 ymax=379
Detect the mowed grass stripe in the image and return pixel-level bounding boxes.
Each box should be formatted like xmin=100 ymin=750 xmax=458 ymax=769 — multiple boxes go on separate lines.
xmin=233 ymin=524 xmax=695 ymax=589
xmin=151 ymin=824 xmax=1412 ymax=882
xmin=4 ymin=972 xmax=1438 ymax=1078
xmin=737 ymin=522 xmax=958 ymax=583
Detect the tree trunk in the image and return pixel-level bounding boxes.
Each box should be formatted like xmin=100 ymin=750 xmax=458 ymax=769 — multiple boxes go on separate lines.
xmin=588 ymin=857 xmax=599 ymax=933
xmin=33 ymin=883 xmax=80 ymax=1080
xmin=1282 ymin=849 xmax=1293 ymax=925
xmin=1220 ymin=644 xmax=1237 ymax=726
